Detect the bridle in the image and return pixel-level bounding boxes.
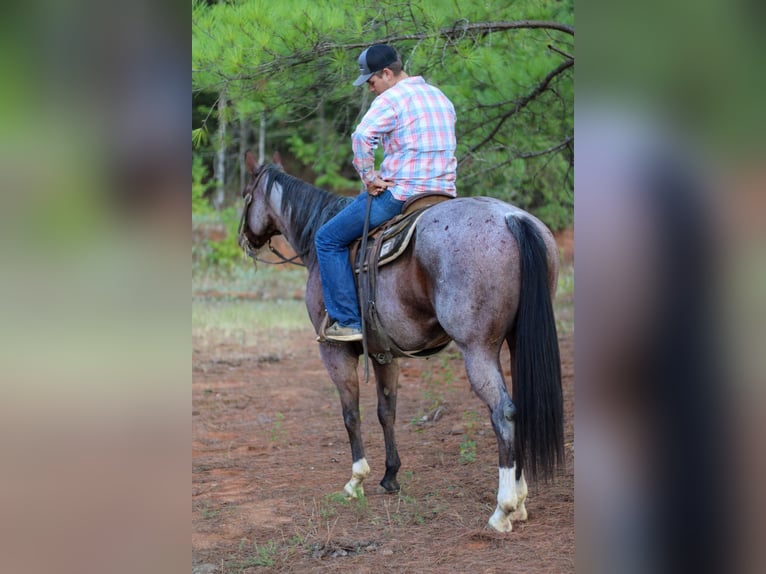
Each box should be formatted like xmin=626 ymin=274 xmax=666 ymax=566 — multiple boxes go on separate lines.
xmin=237 ymin=166 xmax=306 ymax=268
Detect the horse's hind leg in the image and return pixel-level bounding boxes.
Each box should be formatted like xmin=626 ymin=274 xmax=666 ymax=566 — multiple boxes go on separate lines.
xmin=372 ymin=359 xmax=401 ymax=493
xmin=511 ymin=467 xmax=528 ymax=522
xmin=319 ymin=345 xmax=370 ymax=499
xmin=460 ymin=345 xmax=519 ymax=532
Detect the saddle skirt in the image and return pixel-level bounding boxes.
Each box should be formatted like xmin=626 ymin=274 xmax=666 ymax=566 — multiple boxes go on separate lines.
xmin=350 ymin=192 xmax=454 ymax=273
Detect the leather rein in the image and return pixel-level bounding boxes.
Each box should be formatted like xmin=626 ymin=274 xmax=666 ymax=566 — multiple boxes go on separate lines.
xmin=237 ymin=167 xmax=305 ymax=268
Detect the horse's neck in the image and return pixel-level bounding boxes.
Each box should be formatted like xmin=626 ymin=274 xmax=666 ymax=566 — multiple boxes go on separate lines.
xmin=264 ymin=174 xmax=334 ymax=266
xmin=266 ymin=181 xmax=302 ymax=252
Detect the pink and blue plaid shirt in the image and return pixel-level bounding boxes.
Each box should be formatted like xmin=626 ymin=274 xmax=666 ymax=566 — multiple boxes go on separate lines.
xmin=352 ymin=76 xmax=457 ymax=201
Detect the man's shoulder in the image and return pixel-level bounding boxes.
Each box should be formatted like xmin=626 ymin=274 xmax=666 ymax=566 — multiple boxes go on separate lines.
xmin=393 ymin=76 xmax=449 ymax=100
xmin=396 ymin=76 xmax=427 ymax=92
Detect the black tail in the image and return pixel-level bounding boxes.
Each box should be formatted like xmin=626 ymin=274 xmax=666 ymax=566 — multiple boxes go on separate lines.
xmin=505 ymin=214 xmax=564 ymax=481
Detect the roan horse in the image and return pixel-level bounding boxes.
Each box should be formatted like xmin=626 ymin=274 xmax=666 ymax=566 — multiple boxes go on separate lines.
xmin=240 ymin=150 xmax=563 ymax=532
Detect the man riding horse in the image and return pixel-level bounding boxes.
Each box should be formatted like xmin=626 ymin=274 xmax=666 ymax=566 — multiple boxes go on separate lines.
xmin=315 ymin=44 xmax=457 ymax=342
xmin=239 ymin=43 xmax=563 ymax=532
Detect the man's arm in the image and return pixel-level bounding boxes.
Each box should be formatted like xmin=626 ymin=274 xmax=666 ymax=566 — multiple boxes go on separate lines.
xmin=351 ymin=99 xmax=397 ymax=191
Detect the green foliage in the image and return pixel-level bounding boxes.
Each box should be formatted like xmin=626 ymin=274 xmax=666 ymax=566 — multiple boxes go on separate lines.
xmin=320 ymin=489 xmax=368 ymax=519
xmin=193 ymin=0 xmax=573 ymax=230
xmin=390 ymin=492 xmax=429 ymax=526
xmin=199 ymin=500 xmax=219 ymax=520
xmin=286 ymin=132 xmax=358 ymax=193
xmin=193 ymin=207 xmax=243 ymax=271
xmin=459 ymin=438 xmax=477 ymax=464
xmin=270 ymin=412 xmax=285 ymax=443
xmin=225 ymin=540 xmax=279 ymax=572
xmin=192 ymin=154 xmax=212 ymax=215
xmin=192 ymin=127 xmax=208 ymax=148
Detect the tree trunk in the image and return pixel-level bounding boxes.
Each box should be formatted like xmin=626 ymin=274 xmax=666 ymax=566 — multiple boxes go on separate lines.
xmin=213 ymin=91 xmax=227 ymax=210
xmin=258 ymin=111 xmax=266 ymax=165
xmin=239 ymin=114 xmax=250 ymax=193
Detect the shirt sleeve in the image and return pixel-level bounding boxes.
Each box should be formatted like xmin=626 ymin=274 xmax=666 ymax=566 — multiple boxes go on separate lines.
xmin=351 ymin=97 xmax=397 ymax=185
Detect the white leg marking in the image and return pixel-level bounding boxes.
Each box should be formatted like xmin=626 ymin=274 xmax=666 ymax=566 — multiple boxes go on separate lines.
xmin=487 ymin=466 xmax=517 ymax=532
xmin=510 ymin=469 xmax=528 ymax=522
xmin=497 ymin=466 xmax=519 ymax=512
xmin=343 ymin=457 xmax=370 ymax=499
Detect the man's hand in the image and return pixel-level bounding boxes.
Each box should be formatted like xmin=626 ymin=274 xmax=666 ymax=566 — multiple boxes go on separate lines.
xmin=366 ymin=176 xmax=394 ymax=196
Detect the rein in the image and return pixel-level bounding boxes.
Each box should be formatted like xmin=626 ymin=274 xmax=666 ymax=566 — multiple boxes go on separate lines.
xmin=256 ymin=239 xmax=305 ymax=266
xmin=237 ymin=168 xmax=306 ymax=268
xmin=359 ymin=192 xmax=373 ymax=384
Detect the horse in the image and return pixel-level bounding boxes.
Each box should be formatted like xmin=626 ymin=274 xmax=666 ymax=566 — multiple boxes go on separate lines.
xmin=240 ymin=150 xmax=564 ymax=532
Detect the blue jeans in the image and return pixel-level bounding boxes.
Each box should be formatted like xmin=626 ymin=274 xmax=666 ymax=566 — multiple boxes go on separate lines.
xmin=315 ymin=190 xmax=405 ymax=328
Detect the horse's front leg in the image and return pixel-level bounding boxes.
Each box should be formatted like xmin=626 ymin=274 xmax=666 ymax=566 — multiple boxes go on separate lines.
xmin=319 ymin=344 xmax=370 ymax=499
xmin=373 ymin=359 xmax=401 ymax=493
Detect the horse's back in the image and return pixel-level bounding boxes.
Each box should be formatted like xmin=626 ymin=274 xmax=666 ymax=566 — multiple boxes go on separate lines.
xmin=415 ymin=196 xmax=558 ymax=280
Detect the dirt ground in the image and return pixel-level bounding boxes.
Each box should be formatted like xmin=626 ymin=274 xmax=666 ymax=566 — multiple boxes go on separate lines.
xmin=192 ymin=230 xmax=574 ymax=573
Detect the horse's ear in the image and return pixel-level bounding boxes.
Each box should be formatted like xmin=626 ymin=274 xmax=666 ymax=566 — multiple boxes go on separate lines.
xmin=272 ymin=150 xmax=283 ymax=170
xmin=245 ymin=150 xmax=258 ymax=174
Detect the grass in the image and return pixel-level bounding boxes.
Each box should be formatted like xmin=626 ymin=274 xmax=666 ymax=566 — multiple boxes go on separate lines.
xmin=192 ymin=297 xmax=308 ymax=348
xmin=192 ymin=259 xmax=312 ymax=350
xmin=304 ymin=491 xmax=370 ymax=531
xmin=388 ymin=492 xmax=429 ymax=526
xmin=224 ymin=540 xmax=279 ymax=572
xmin=270 ymin=411 xmax=285 ymax=444
xmin=199 ymin=500 xmax=219 ymax=520
xmin=192 ymin=297 xmax=307 ymax=330
xmin=459 ymin=410 xmax=480 ymax=464
xmin=192 ymin=263 xmax=307 ymax=299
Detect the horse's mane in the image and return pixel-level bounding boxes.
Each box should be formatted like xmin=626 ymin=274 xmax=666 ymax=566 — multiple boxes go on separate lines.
xmin=263 ymin=165 xmax=352 ymax=261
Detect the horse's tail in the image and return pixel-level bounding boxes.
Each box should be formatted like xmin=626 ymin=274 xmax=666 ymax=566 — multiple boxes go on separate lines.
xmin=505 ymin=213 xmax=564 ymax=482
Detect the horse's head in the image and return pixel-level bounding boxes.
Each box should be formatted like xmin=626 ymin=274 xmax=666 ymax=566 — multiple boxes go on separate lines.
xmin=240 ymin=150 xmax=283 ymax=250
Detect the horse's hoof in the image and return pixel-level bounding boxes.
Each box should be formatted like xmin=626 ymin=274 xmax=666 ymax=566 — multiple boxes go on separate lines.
xmin=377 ymin=479 xmax=400 ymax=494
xmin=343 ymin=483 xmax=363 ymax=499
xmin=375 ymin=483 xmax=400 ymax=495
xmin=511 ymin=503 xmax=528 ymax=522
xmin=487 ymin=506 xmax=513 ymax=532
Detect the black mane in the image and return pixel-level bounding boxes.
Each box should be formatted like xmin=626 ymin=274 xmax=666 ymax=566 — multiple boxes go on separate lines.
xmin=263 ymin=166 xmax=352 ymax=262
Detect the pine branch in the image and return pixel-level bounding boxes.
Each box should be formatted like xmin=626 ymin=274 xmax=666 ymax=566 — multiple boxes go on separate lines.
xmin=457 ymin=58 xmax=573 ymax=166
xmin=515 ymin=135 xmax=573 ymax=159
xmin=460 ymin=136 xmax=573 ymax=183
xmin=233 ymin=20 xmax=573 ymax=80
xmin=548 ymin=44 xmax=573 ymax=60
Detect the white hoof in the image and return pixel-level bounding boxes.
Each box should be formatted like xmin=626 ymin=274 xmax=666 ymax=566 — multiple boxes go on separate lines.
xmin=510 ymin=501 xmax=528 ymax=522
xmin=488 ymin=506 xmax=513 ymax=532
xmin=343 ymin=481 xmax=364 ymax=499
xmin=343 ymin=458 xmax=370 ymax=499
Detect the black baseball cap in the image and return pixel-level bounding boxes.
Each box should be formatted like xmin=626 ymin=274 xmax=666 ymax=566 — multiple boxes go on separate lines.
xmin=353 ymin=44 xmax=398 ymax=87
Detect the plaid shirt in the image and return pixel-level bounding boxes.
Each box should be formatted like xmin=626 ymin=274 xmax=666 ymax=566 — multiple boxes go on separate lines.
xmin=352 ymin=76 xmax=457 ymax=201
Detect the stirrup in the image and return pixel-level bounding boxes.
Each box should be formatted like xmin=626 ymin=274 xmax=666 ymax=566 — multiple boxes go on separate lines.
xmin=316 ymin=313 xmax=330 ymax=342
